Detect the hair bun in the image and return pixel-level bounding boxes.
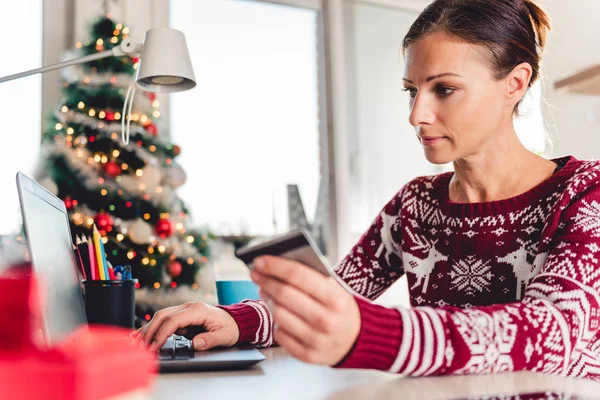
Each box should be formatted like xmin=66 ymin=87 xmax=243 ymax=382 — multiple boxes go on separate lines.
xmin=522 ymin=0 xmax=551 ymax=51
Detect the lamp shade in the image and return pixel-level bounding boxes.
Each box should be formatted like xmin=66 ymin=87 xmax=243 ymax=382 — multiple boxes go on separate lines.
xmin=135 ymin=28 xmax=196 ymax=93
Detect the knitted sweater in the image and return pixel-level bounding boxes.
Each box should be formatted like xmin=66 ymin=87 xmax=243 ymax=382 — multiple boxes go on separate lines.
xmin=221 ymin=155 xmax=600 ymax=380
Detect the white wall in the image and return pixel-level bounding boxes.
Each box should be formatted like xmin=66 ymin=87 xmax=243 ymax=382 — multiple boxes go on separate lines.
xmin=538 ymin=0 xmax=600 ymax=159
xmin=343 ymin=2 xmax=438 ymax=243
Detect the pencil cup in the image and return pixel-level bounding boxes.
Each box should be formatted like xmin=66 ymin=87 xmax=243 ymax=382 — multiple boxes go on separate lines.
xmin=83 ymin=280 xmax=135 ymax=329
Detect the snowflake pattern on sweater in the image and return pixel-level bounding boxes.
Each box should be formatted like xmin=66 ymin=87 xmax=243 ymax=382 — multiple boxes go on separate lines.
xmin=221 ymin=155 xmax=600 ymax=380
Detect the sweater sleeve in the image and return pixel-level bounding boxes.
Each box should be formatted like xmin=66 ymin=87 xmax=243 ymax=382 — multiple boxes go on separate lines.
xmin=336 ymin=188 xmax=600 ymax=378
xmin=333 ymin=188 xmax=406 ymax=300
xmin=216 ymin=300 xmax=276 ymax=348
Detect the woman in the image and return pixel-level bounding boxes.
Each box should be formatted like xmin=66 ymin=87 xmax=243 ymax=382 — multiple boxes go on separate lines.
xmin=133 ymin=0 xmax=600 ymax=379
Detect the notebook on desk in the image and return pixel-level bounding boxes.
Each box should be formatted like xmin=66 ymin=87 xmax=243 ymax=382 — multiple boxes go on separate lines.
xmin=16 ymin=172 xmax=265 ymax=373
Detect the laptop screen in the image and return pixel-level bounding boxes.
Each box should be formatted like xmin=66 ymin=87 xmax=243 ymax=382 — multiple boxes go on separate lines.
xmin=17 ymin=172 xmax=87 ymax=345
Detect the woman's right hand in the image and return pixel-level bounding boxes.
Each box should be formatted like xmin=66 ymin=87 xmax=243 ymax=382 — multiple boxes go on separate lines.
xmin=130 ymin=302 xmax=240 ymax=352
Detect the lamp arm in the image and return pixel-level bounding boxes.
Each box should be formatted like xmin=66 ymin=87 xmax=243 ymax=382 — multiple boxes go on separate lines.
xmin=0 ymin=38 xmax=143 ymax=84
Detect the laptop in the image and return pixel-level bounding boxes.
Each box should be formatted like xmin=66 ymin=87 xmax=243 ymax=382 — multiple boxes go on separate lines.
xmin=16 ymin=172 xmax=265 ymax=372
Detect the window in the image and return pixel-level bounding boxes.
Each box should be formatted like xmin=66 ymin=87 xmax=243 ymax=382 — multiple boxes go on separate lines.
xmin=170 ymin=0 xmax=323 ymax=238
xmin=0 ymin=0 xmax=43 ymax=234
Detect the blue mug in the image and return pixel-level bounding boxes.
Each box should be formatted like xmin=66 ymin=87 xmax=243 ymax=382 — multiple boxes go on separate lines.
xmin=215 ymin=280 xmax=260 ymax=306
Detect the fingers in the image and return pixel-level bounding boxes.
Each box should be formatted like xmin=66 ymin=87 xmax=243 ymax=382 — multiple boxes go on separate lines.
xmin=148 ymin=304 xmax=210 ymax=351
xmin=192 ymin=331 xmax=226 ymax=351
xmin=254 ymin=279 xmax=331 ymax=335
xmin=130 ymin=326 xmax=143 ymax=338
xmin=268 ymin=300 xmax=319 ymax=348
xmin=275 ymin=327 xmax=321 ymax=365
xmin=252 ymin=256 xmax=334 ymax=306
xmin=139 ymin=302 xmax=194 ymax=348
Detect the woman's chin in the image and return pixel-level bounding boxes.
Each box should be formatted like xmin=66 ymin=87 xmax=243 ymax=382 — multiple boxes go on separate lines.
xmin=423 ymin=149 xmax=454 ymax=165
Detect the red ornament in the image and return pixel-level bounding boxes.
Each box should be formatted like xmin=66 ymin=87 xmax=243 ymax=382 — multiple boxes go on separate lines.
xmin=172 ymin=145 xmax=181 ymax=156
xmin=155 ymin=218 xmax=173 ymax=239
xmin=94 ymin=212 xmax=114 ymax=234
xmin=145 ymin=123 xmax=158 ymax=137
xmin=131 ymin=57 xmax=140 ymax=63
xmin=146 ymin=92 xmax=156 ymax=101
xmin=168 ymin=261 xmax=182 ymax=278
xmin=64 ymin=197 xmax=74 ymax=209
xmin=103 ymin=161 xmax=121 ymax=177
xmin=105 ymin=111 xmax=115 ymax=121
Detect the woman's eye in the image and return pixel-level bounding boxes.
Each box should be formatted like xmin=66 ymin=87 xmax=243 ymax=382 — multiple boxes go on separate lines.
xmin=402 ymin=88 xmax=417 ymax=98
xmin=436 ymin=86 xmax=455 ymax=97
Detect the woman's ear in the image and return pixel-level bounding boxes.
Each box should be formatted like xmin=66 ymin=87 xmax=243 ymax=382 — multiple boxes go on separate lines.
xmin=505 ymin=62 xmax=533 ymax=107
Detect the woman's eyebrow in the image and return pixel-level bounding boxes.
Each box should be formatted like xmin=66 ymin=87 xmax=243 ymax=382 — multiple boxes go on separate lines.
xmin=403 ymin=72 xmax=463 ymax=84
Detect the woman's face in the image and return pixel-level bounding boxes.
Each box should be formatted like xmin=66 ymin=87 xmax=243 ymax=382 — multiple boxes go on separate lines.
xmin=403 ymin=31 xmax=512 ymax=165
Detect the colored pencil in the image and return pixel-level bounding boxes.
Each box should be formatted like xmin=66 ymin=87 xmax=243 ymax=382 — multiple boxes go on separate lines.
xmin=98 ymin=230 xmax=110 ymax=280
xmin=78 ymin=235 xmax=92 ymax=280
xmin=73 ymin=235 xmax=87 ymax=279
xmin=85 ymin=235 xmax=98 ymax=280
xmin=72 ymin=242 xmax=86 ymax=279
xmin=92 ymin=225 xmax=106 ymax=280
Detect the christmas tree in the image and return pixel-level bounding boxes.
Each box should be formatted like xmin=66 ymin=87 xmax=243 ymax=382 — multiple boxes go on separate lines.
xmin=35 ymin=16 xmax=211 ymax=290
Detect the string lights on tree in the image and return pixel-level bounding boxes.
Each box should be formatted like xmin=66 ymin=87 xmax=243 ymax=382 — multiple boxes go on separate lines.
xmin=36 ymin=15 xmax=211 ymax=291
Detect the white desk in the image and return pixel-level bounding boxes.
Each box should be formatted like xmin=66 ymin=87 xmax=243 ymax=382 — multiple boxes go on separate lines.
xmin=153 ymin=348 xmax=600 ymax=400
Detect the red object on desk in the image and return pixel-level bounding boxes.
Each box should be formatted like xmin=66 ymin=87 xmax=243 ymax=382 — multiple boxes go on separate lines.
xmin=0 ymin=266 xmax=40 ymax=350
xmin=0 ymin=271 xmax=157 ymax=399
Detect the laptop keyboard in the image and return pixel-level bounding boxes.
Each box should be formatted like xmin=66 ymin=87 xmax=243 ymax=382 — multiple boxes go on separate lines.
xmin=159 ymin=335 xmax=194 ymax=360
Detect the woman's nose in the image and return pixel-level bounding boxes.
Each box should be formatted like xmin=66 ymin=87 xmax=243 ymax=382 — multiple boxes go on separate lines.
xmin=408 ymin=94 xmax=435 ymax=127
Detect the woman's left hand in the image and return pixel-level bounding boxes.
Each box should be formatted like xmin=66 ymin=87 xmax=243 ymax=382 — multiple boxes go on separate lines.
xmin=250 ymin=255 xmax=361 ymax=366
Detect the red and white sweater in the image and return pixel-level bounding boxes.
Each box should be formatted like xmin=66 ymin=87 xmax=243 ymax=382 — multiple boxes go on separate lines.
xmin=221 ymin=155 xmax=600 ymax=380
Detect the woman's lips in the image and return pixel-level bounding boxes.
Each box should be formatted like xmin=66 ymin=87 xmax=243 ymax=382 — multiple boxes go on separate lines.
xmin=420 ymin=136 xmax=445 ymax=147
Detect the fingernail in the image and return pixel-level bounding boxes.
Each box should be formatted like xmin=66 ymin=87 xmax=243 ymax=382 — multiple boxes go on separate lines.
xmin=253 ymin=257 xmax=265 ymax=270
xmin=195 ymin=338 xmax=206 ymax=349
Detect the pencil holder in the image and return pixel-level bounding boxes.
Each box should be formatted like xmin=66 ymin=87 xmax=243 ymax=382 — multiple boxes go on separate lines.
xmin=83 ymin=280 xmax=135 ymax=329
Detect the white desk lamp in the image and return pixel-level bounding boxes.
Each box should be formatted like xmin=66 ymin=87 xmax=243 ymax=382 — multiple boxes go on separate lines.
xmin=0 ymin=27 xmax=196 ymax=144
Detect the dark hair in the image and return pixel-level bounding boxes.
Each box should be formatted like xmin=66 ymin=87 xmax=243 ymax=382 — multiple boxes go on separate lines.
xmin=402 ymin=0 xmax=550 ymax=102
